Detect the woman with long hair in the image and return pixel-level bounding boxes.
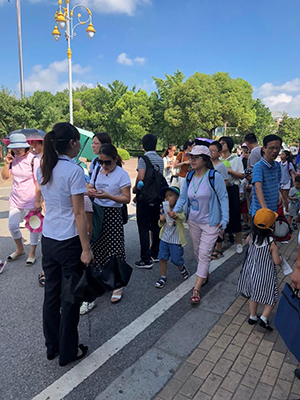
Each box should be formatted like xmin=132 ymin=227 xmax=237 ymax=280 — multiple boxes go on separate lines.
xmin=174 ymin=139 xmax=194 ymax=190
xmin=37 ymin=122 xmax=92 ymax=366
xmin=170 ymin=146 xmax=229 ymax=304
xmin=280 ymin=150 xmax=296 ymax=212
xmin=87 ymin=143 xmax=131 ymax=303
xmin=89 ymin=132 xmax=112 ymax=176
xmin=1 ymin=133 xmax=40 ymax=265
xmin=162 ymin=144 xmax=178 ymax=185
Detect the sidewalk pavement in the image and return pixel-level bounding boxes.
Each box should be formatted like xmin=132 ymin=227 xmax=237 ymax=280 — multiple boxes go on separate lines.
xmin=155 ymin=233 xmax=300 ymax=400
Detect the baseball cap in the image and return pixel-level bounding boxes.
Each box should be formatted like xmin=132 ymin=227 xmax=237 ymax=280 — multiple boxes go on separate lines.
xmin=253 ymin=208 xmax=278 ymax=230
xmin=160 ymin=186 xmax=180 ymax=198
xmin=186 ymin=145 xmax=211 ymax=157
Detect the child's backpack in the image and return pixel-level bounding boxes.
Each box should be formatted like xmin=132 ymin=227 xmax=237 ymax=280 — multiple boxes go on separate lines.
xmin=272 ymin=205 xmax=292 ymax=242
xmin=137 ymin=155 xmax=168 ymax=205
xmin=186 ymin=169 xmax=220 ymax=205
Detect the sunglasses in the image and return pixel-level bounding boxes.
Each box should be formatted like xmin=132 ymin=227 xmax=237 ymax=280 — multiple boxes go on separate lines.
xmin=98 ymin=159 xmax=112 ymax=166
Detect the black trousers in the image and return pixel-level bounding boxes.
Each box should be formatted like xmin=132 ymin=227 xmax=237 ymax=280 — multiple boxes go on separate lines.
xmin=42 ymin=235 xmax=84 ymax=365
xmin=136 ymin=200 xmax=160 ymax=263
xmin=226 ymin=185 xmax=242 ymax=234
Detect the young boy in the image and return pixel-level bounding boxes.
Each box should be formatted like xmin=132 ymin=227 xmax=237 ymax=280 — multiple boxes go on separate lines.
xmin=155 ymin=186 xmax=189 ymax=288
xmin=288 ymin=174 xmax=300 ymax=227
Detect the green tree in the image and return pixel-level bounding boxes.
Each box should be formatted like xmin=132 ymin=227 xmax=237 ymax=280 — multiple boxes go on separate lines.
xmin=247 ymin=99 xmax=274 ymax=142
xmin=278 ymin=114 xmax=300 ymax=144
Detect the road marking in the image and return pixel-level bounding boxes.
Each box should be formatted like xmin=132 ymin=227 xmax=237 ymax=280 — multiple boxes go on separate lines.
xmin=32 ymin=245 xmax=238 ymax=400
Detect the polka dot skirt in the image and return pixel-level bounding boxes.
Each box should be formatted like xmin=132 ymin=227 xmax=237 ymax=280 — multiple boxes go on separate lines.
xmin=91 ymin=206 xmax=126 ymax=265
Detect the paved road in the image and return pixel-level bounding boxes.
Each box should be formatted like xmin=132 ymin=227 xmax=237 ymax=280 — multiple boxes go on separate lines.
xmin=0 ymin=178 xmax=245 ymax=399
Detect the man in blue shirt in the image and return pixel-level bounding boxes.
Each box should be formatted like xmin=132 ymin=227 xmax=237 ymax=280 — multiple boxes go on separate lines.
xmin=250 ymin=134 xmax=282 ymax=217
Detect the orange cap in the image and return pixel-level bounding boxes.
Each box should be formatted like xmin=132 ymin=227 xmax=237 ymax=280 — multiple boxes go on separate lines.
xmin=253 ymin=208 xmax=278 ymax=230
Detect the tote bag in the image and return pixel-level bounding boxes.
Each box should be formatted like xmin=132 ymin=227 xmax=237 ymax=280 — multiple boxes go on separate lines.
xmin=274 ymin=283 xmax=300 ymax=361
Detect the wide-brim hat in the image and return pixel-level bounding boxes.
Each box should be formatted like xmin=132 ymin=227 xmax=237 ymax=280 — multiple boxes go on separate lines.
xmin=186 ymin=145 xmax=211 ymax=157
xmin=253 ymin=208 xmax=278 ymax=230
xmin=160 ymin=186 xmax=180 ymax=198
xmin=7 ymin=133 xmax=30 ymax=149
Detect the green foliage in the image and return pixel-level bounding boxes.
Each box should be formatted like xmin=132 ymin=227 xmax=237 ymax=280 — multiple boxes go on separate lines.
xmin=117 ymin=147 xmax=130 ymax=160
xmin=0 ymin=71 xmax=274 ymax=148
xmin=278 ymin=114 xmax=300 ymax=144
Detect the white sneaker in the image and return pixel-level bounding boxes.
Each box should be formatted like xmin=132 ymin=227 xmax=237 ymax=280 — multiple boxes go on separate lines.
xmin=80 ymin=301 xmax=96 ymax=315
xmin=19 ymin=220 xmax=26 ymax=229
xmin=236 ymin=244 xmax=243 ymax=254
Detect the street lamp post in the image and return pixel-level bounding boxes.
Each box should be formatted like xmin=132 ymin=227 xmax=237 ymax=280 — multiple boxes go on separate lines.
xmin=52 ymin=0 xmax=96 ymax=125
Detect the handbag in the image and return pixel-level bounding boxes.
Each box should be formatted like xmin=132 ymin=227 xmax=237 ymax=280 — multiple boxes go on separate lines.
xmin=122 ymin=204 xmax=128 ymax=224
xmin=70 ymin=255 xmax=133 ymax=302
xmin=91 ymin=201 xmax=104 ymax=243
xmin=274 ymin=283 xmax=300 ymax=361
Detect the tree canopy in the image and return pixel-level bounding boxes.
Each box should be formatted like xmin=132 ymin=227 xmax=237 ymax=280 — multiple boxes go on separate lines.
xmin=0 ymin=70 xmax=280 ymax=148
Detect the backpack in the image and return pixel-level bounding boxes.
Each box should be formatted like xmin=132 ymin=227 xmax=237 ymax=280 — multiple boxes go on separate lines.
xmin=186 ymin=169 xmax=220 ymax=205
xmin=93 ymin=163 xmax=128 ymax=224
xmin=137 ymin=155 xmax=168 ymax=205
xmin=272 ymin=205 xmax=292 ymax=242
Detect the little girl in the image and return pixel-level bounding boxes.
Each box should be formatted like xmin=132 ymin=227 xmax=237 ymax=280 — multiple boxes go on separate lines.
xmin=237 ymin=208 xmax=282 ymax=331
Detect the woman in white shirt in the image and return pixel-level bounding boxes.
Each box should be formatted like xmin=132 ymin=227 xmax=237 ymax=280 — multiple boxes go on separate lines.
xmin=88 ymin=144 xmax=131 ymax=303
xmin=37 ymin=122 xmax=93 ymax=367
xmin=162 ymin=144 xmax=178 ymax=185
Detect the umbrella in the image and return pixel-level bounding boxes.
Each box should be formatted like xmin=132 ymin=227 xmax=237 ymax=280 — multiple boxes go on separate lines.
xmin=76 ymin=127 xmax=95 ymax=161
xmin=2 ymin=129 xmax=46 ymax=145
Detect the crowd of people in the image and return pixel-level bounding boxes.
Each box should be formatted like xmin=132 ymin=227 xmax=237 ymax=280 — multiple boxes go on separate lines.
xmin=1 ymin=123 xmax=300 ymax=368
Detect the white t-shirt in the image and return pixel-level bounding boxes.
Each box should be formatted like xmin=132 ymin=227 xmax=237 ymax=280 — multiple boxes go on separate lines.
xmin=37 ymin=155 xmax=87 ymax=241
xmin=214 ymin=162 xmax=229 ymax=182
xmin=90 ymin=165 xmax=131 ymax=208
xmin=225 ymin=154 xmax=244 ymax=186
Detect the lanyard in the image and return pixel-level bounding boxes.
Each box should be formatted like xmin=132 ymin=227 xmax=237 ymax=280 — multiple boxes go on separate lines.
xmin=192 ymin=171 xmax=207 ymax=197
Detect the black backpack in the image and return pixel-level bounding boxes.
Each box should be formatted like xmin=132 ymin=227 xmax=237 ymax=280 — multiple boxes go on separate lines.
xmin=186 ymin=169 xmax=220 ymax=205
xmin=137 ymin=155 xmax=168 ymax=205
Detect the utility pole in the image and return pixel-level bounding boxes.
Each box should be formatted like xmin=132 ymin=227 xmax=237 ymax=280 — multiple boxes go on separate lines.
xmin=16 ymin=0 xmax=25 ymax=99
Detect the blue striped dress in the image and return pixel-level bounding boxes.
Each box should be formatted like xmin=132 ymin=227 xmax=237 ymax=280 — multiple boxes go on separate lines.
xmin=237 ymin=236 xmax=279 ymax=305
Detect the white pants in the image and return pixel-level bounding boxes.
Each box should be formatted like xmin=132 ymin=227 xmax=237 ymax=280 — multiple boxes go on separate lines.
xmin=8 ymin=208 xmax=39 ymax=245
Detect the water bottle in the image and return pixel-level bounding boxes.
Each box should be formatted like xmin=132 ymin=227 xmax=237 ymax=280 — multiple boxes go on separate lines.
xmin=137 ymin=181 xmax=144 ymax=190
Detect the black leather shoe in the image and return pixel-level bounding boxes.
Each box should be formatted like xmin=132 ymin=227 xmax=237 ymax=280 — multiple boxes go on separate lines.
xmin=59 ymin=344 xmax=88 ymax=367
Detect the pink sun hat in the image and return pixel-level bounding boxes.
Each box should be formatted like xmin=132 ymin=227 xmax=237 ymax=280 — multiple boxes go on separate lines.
xmin=186 ymin=145 xmax=211 ymax=157
xmin=24 ymin=210 xmax=44 ymax=233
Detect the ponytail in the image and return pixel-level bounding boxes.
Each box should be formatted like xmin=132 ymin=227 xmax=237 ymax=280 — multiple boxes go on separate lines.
xmin=41 ymin=131 xmax=58 ymax=185
xmin=41 ymin=122 xmax=80 ymax=185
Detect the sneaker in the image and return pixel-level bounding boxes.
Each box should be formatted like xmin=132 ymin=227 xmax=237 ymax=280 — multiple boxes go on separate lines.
xmin=236 ymin=244 xmax=243 ymax=254
xmin=248 ymin=316 xmax=258 ymax=325
xmin=151 ymin=257 xmax=159 ymax=263
xmin=259 ymin=317 xmax=273 ymax=331
xmin=0 ymin=260 xmax=7 ymax=274
xmin=292 ymin=222 xmax=298 ymax=230
xmin=155 ymin=276 xmax=166 ymax=288
xmin=135 ymin=260 xmax=153 ymax=269
xmin=294 ymin=368 xmax=300 ymax=380
xmin=80 ymin=301 xmax=96 ymax=315
xmin=179 ymin=265 xmax=190 ymax=280
xmin=19 ymin=220 xmax=26 ymax=229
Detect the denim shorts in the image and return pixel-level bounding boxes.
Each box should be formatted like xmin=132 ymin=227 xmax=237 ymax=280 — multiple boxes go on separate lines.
xmin=158 ymin=240 xmax=184 ymax=266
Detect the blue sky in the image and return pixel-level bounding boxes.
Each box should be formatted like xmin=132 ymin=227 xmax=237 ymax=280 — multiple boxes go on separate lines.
xmin=1 ymin=0 xmax=300 ymax=116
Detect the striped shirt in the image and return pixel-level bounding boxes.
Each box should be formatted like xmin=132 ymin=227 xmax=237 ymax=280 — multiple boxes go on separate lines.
xmin=137 ymin=151 xmax=164 ymax=174
xmin=250 ymin=157 xmax=281 ymax=217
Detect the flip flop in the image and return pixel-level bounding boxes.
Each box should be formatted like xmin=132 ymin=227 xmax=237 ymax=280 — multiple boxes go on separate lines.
xmin=26 ymin=257 xmax=36 ymax=266
xmin=7 ymin=250 xmax=26 ymax=261
xmin=111 ymin=288 xmax=123 ymax=303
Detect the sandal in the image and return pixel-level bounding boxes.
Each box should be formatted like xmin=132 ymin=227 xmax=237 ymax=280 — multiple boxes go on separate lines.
xmin=38 ymin=272 xmax=45 ymax=287
xmin=111 ymin=288 xmax=123 ymax=303
xmin=210 ymin=250 xmax=224 ymax=260
xmin=190 ymin=288 xmax=201 ymax=304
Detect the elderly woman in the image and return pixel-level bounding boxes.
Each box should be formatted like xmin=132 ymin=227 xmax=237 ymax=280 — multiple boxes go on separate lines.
xmin=170 ymin=145 xmax=229 ymax=304
xmin=1 ymin=133 xmax=40 ymax=265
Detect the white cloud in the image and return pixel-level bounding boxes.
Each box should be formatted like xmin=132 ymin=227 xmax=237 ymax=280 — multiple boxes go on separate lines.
xmin=20 ymin=59 xmax=94 ymax=93
xmin=255 ymin=78 xmax=300 ymax=117
xmin=117 ymin=53 xmax=133 ymax=66
xmin=24 ymin=0 xmax=151 ymax=16
xmin=117 ymin=53 xmax=146 ymax=66
xmin=136 ymin=79 xmax=155 ymax=92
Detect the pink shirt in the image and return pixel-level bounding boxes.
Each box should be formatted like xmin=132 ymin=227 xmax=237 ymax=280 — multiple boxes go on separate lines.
xmin=9 ymin=153 xmax=40 ymax=210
